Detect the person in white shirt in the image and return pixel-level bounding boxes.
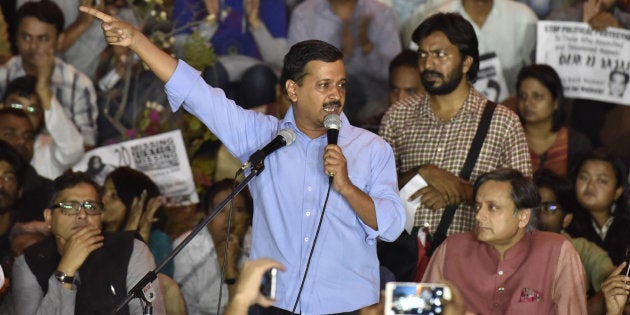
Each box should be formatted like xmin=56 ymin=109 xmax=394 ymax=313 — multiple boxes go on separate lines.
xmin=1 ymin=75 xmax=83 ymax=180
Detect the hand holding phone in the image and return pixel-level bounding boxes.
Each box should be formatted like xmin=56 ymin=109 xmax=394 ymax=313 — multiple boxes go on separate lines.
xmin=260 ymin=267 xmax=277 ymax=300
xmin=384 ymin=282 xmax=452 ymax=315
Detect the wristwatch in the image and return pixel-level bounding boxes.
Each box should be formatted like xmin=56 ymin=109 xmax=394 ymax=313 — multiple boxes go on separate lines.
xmin=54 ymin=271 xmax=75 ymax=284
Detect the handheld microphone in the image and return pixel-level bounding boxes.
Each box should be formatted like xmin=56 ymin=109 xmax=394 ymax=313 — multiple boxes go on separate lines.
xmin=324 ymin=114 xmax=341 ymax=145
xmin=241 ymin=128 xmax=296 ymax=170
xmin=324 ymin=114 xmax=341 ymax=180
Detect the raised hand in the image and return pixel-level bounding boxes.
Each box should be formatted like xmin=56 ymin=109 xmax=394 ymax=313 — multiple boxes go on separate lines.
xmin=323 ymin=144 xmax=351 ymax=193
xmin=79 ymin=6 xmax=138 ymax=47
xmin=35 ymin=46 xmax=55 ymax=110
xmin=228 ymin=258 xmax=285 ymax=311
xmin=244 ymin=0 xmax=262 ymax=29
xmin=601 ymin=263 xmax=630 ymax=315
xmin=56 ymin=226 xmax=104 ymax=277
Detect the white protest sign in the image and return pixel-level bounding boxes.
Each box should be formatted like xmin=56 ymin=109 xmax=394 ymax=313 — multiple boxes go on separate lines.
xmin=474 ymin=52 xmax=510 ymax=103
xmin=73 ymin=130 xmax=199 ymax=206
xmin=537 ymin=21 xmax=630 ymax=105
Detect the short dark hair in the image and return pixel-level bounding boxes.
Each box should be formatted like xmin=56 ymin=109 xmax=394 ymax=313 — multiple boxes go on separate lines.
xmin=610 ymin=69 xmax=630 ymax=84
xmin=516 ymin=64 xmax=565 ymax=131
xmin=106 ymin=167 xmax=166 ymax=231
xmin=3 ymin=76 xmax=38 ymax=102
xmin=50 ymin=172 xmax=101 ymax=205
xmin=280 ymin=40 xmax=344 ymax=94
xmin=574 ymin=147 xmax=628 ymax=219
xmin=474 ymin=168 xmax=540 ymax=231
xmin=533 ymin=168 xmax=575 ymax=215
xmin=0 ymin=140 xmax=27 ymax=187
xmin=389 ymin=49 xmax=419 ymax=75
xmin=411 ymin=12 xmax=479 ymax=82
xmin=16 ymin=0 xmax=65 ymax=35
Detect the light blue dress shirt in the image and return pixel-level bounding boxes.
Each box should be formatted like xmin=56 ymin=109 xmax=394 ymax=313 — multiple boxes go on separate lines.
xmin=165 ymin=61 xmax=405 ymax=314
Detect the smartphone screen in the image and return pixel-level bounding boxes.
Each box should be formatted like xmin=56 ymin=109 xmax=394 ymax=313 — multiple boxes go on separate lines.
xmin=260 ymin=268 xmax=277 ymax=300
xmin=384 ymin=282 xmax=451 ymax=315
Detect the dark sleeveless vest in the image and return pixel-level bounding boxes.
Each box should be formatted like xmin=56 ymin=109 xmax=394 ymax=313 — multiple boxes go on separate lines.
xmin=24 ymin=231 xmax=135 ymax=315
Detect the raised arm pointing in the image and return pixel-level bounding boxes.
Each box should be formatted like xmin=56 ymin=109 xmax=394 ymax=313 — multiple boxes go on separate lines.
xmin=79 ymin=6 xmax=178 ymax=83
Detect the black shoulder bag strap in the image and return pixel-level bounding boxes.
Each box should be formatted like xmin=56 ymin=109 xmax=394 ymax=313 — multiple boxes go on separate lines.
xmin=427 ymin=101 xmax=497 ymax=255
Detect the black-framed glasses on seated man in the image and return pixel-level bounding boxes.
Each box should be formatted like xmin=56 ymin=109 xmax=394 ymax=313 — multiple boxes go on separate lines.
xmin=50 ymin=201 xmax=104 ymax=215
xmin=9 ymin=103 xmax=39 ymax=114
xmin=540 ymin=202 xmax=562 ymax=214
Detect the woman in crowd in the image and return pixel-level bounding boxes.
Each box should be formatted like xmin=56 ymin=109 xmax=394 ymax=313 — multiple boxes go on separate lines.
xmin=101 ymin=166 xmax=174 ymax=277
xmin=516 ymin=64 xmax=591 ymax=176
xmin=567 ymin=148 xmax=630 ymax=266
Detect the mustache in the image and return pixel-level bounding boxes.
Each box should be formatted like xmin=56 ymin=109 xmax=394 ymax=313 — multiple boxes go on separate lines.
xmin=323 ymin=100 xmax=341 ymax=110
xmin=421 ymin=70 xmax=443 ymax=79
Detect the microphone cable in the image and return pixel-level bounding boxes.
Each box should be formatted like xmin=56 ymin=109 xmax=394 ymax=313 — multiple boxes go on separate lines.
xmin=216 ymin=175 xmax=240 ymax=315
xmin=291 ymin=178 xmax=333 ymax=314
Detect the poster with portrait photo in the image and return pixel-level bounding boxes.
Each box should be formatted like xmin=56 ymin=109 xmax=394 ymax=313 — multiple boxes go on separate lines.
xmin=537 ymin=21 xmax=630 ymax=105
xmin=473 ymin=53 xmax=510 ymax=103
xmin=73 ymin=130 xmax=199 ymax=206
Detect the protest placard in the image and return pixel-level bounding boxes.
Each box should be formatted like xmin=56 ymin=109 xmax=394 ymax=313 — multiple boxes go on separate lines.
xmin=537 ymin=21 xmax=630 ymax=105
xmin=474 ymin=53 xmax=510 ymax=103
xmin=73 ymin=130 xmax=199 ymax=206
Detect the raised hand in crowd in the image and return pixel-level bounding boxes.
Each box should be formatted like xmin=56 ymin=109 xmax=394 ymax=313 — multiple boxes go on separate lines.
xmin=601 ymin=262 xmax=630 ymax=315
xmin=224 ymin=258 xmax=285 ymax=315
xmin=56 ymin=226 xmax=104 ymax=288
xmin=34 ymin=46 xmax=55 ymax=111
xmin=244 ymin=0 xmax=262 ymax=29
xmin=583 ymin=0 xmax=623 ymax=30
xmin=204 ymin=0 xmax=220 ymax=24
xmin=123 ymin=189 xmax=164 ymax=243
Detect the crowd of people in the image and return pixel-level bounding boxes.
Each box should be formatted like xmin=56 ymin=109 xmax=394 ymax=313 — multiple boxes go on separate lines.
xmin=0 ymin=0 xmax=630 ymax=314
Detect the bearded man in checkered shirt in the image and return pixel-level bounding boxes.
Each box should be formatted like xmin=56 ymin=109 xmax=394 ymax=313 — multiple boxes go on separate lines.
xmin=380 ymin=13 xmax=532 ymax=236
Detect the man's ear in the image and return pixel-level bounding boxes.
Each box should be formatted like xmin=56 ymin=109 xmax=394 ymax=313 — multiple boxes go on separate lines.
xmin=462 ymin=55 xmax=473 ymax=76
xmin=285 ymin=80 xmax=298 ymax=103
xmin=562 ymin=213 xmax=573 ymax=230
xmin=518 ymin=208 xmax=531 ymax=229
xmin=56 ymin=32 xmax=66 ymax=52
xmin=43 ymin=208 xmax=52 ymax=225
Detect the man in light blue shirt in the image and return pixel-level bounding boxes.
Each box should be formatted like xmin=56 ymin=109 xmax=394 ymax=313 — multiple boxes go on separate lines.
xmin=82 ymin=6 xmax=405 ymax=314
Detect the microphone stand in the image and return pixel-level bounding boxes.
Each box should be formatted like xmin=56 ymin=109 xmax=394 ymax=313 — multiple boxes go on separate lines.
xmin=113 ymin=162 xmax=266 ymax=314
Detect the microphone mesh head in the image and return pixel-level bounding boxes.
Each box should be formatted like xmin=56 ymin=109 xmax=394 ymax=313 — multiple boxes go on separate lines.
xmin=324 ymin=114 xmax=342 ymax=130
xmin=279 ymin=128 xmax=297 ymax=145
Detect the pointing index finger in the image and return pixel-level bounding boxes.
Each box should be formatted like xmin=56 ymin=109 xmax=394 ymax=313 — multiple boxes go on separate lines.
xmin=79 ymin=6 xmax=114 ymax=23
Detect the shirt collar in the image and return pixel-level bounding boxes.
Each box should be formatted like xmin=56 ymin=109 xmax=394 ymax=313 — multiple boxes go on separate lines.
xmin=420 ymin=87 xmax=485 ymax=121
xmin=280 ymin=106 xmax=351 ymax=140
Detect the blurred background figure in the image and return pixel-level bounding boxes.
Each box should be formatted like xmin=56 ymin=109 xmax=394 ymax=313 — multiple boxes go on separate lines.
xmin=174 ymin=179 xmax=253 ymax=315
xmin=567 ymin=148 xmax=630 ymax=267
xmin=516 ymin=64 xmax=591 ymax=177
xmin=101 ymin=166 xmax=173 ymax=277
xmin=1 ymin=75 xmax=84 ymax=180
xmin=534 ymin=169 xmax=613 ymax=314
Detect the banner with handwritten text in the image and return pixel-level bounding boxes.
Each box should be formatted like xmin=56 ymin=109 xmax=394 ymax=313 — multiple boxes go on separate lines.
xmin=537 ymin=21 xmax=630 ymax=105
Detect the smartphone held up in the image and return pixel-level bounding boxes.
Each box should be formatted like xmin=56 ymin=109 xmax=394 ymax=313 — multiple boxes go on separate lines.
xmin=384 ymin=282 xmax=452 ymax=315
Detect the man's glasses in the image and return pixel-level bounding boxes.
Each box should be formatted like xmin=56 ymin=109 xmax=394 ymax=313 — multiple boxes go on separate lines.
xmin=9 ymin=103 xmax=40 ymax=114
xmin=51 ymin=201 xmax=104 ymax=215
xmin=0 ymin=173 xmax=17 ymax=185
xmin=540 ymin=202 xmax=562 ymax=214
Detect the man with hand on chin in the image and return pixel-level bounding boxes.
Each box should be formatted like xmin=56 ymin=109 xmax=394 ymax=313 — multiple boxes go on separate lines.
xmin=11 ymin=172 xmax=165 ymax=314
xmin=81 ymin=5 xmax=405 ymax=313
